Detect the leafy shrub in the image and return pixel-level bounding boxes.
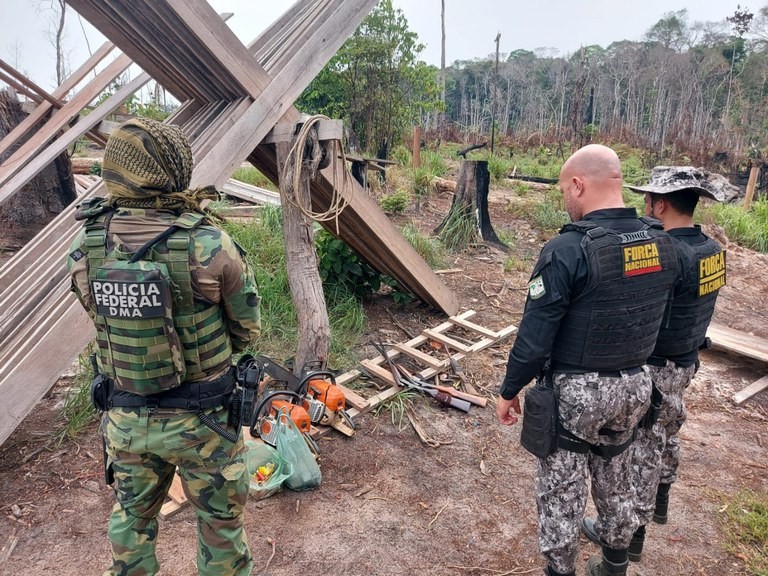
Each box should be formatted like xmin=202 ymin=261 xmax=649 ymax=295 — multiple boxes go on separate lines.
xmin=411 ymin=166 xmax=434 ymax=196
xmin=88 ymin=161 xmax=102 ymax=176
xmin=392 ymin=145 xmax=412 ymax=166
xmin=380 ymin=189 xmax=410 ymax=213
xmin=488 ymin=155 xmax=512 ymax=182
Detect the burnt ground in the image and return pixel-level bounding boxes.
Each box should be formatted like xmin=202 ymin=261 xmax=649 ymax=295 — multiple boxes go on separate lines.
xmin=0 ymin=177 xmax=766 ymax=576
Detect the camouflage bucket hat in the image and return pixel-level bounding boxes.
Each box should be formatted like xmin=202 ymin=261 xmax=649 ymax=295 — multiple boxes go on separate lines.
xmin=625 ymin=166 xmax=719 ymax=201
xmin=102 ymin=118 xmax=193 ymax=199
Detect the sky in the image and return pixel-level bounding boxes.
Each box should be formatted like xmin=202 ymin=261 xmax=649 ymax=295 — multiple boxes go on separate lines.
xmin=0 ymin=0 xmax=751 ymax=92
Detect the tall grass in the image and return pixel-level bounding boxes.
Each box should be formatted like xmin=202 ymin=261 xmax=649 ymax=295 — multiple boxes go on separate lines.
xmin=400 ymin=224 xmax=446 ymax=268
xmin=699 ymin=199 xmax=768 ymax=253
xmin=223 ymin=205 xmax=366 ymax=366
xmin=232 ymin=166 xmax=278 ymax=192
xmin=56 ymin=348 xmax=98 ymax=445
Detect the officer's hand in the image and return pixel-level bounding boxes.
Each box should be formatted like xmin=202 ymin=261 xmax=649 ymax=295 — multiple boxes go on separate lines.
xmin=496 ymin=395 xmax=521 ymax=426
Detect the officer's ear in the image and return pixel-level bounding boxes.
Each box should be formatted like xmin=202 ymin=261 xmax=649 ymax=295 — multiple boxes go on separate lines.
xmin=570 ymin=175 xmax=586 ymax=197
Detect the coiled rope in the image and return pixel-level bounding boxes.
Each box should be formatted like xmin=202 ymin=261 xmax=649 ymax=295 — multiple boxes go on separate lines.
xmin=279 ymin=114 xmax=351 ymax=233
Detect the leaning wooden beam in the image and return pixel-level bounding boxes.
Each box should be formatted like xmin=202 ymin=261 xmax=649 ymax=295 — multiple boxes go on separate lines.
xmin=0 ymin=41 xmax=115 ymax=159
xmin=0 ymin=71 xmax=150 ymax=207
xmin=0 ymin=71 xmax=44 ymax=103
xmin=0 ymin=53 xmax=133 ymax=189
xmin=0 ymin=58 xmax=65 ymax=108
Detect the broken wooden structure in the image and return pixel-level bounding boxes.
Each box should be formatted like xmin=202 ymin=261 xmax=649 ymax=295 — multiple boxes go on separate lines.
xmin=707 ymin=322 xmax=768 ymax=404
xmin=0 ymin=0 xmax=460 ymax=447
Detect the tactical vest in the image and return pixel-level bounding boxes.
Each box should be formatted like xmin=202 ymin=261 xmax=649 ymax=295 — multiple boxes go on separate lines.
xmin=550 ymin=219 xmax=678 ymax=371
xmin=81 ymin=200 xmax=232 ymax=395
xmin=653 ymin=235 xmax=725 ymax=358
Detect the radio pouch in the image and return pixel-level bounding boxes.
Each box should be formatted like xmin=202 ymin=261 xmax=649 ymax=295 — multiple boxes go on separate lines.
xmin=520 ymin=376 xmax=559 ymax=459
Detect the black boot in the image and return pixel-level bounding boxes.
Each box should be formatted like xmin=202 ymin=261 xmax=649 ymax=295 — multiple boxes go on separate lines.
xmin=581 ymin=517 xmax=603 ymax=546
xmin=544 ymin=566 xmax=575 ymax=576
xmin=653 ymin=483 xmax=671 ymax=524
xmin=628 ymin=525 xmax=645 ymax=562
xmin=586 ymin=547 xmax=628 ymax=576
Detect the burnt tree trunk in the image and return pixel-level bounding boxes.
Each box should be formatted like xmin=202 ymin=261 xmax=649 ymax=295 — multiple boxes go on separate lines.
xmin=0 ymin=89 xmax=76 ymax=252
xmin=436 ymin=160 xmax=505 ymax=249
xmin=276 ymin=137 xmax=330 ymax=376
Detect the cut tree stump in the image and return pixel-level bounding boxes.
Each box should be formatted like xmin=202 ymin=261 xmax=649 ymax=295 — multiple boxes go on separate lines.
xmin=435 ymin=160 xmax=505 ymax=248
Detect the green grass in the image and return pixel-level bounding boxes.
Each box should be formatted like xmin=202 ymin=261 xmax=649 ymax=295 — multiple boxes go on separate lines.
xmin=223 ymin=205 xmax=366 ymax=367
xmin=437 ymin=207 xmax=479 ymax=251
xmin=374 ymin=389 xmax=418 ymax=431
xmin=400 ymin=224 xmax=446 ymax=268
xmin=420 ymin=150 xmax=448 ymax=177
xmin=719 ymin=489 xmax=768 ymax=575
xmin=379 ymin=189 xmax=410 ymax=213
xmin=56 ymin=349 xmax=98 ymax=445
xmin=232 ymin=166 xmax=278 ymax=192
xmin=699 ymin=199 xmax=768 ymax=253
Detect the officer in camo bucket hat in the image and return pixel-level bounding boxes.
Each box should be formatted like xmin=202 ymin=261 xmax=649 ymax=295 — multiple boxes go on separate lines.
xmin=67 ymin=118 xmax=262 ymax=576
xmin=582 ymin=167 xmax=726 ymax=566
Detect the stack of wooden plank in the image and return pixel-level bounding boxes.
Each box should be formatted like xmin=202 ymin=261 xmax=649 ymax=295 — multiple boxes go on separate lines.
xmin=0 ymin=0 xmax=458 ymax=446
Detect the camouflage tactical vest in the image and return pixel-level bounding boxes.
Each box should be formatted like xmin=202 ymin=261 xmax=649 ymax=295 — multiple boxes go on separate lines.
xmin=82 ymin=202 xmax=233 ymax=395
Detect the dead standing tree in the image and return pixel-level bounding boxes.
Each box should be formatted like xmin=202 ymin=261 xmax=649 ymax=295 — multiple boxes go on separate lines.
xmin=435 ymin=158 xmax=505 ymax=251
xmin=275 ymin=117 xmax=343 ymax=374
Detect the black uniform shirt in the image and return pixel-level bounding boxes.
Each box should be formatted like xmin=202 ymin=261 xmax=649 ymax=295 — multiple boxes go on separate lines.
xmin=649 ymin=225 xmax=720 ymax=368
xmin=499 ymin=207 xmax=652 ymax=400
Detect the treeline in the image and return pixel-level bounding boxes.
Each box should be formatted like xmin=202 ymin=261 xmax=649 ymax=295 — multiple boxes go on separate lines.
xmin=297 ymin=2 xmax=768 ymax=163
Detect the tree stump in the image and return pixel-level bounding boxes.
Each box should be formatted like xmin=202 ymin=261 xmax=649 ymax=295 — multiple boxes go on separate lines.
xmin=276 ymin=131 xmax=331 ymax=375
xmin=0 ymin=89 xmax=76 ymax=252
xmin=435 ymin=160 xmax=505 ymax=250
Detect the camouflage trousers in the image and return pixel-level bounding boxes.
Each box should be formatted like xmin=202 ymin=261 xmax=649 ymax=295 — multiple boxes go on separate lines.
xmin=101 ymin=405 xmax=252 ymax=576
xmin=536 ymin=369 xmax=651 ymax=574
xmin=631 ymin=361 xmax=696 ymax=525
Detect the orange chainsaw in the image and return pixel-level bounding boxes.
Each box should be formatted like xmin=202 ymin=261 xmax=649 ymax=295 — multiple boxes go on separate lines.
xmin=256 ymin=356 xmax=355 ymax=437
xmin=249 ymin=387 xmax=319 ymax=455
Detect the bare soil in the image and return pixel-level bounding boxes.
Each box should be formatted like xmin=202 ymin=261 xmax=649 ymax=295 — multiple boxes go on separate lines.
xmin=1 ymin=178 xmax=767 ymax=576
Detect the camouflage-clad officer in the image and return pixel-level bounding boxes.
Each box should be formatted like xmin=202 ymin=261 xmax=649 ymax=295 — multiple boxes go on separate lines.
xmin=582 ymin=167 xmax=728 ymax=563
xmin=67 ymin=118 xmax=261 ymax=576
xmin=496 ymin=145 xmax=678 ymax=576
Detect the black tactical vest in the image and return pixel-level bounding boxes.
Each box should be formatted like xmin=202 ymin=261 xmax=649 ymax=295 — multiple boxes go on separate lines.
xmin=653 ymin=235 xmax=725 ymax=358
xmin=550 ymin=220 xmax=678 ymax=371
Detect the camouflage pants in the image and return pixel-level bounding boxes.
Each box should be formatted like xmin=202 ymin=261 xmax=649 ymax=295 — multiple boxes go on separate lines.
xmin=536 ymin=370 xmax=651 ymax=574
xmin=101 ymin=405 xmax=252 ymax=576
xmin=631 ymin=362 xmax=696 ymax=525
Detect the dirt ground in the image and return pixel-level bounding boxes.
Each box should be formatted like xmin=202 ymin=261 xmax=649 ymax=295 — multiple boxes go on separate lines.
xmin=1 ymin=177 xmax=767 ymax=576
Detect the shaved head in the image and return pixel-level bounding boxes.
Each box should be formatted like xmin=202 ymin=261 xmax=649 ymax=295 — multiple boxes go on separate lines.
xmin=558 ymin=144 xmax=625 ymax=221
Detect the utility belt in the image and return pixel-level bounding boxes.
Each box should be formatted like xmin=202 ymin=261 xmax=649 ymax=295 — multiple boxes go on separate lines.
xmin=92 ymin=367 xmax=235 ymax=412
xmin=520 ymin=364 xmax=658 ymax=461
xmin=550 ymin=364 xmax=644 ymax=378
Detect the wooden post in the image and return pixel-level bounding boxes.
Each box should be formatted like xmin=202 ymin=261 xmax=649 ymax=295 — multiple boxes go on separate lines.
xmin=743 ymin=162 xmax=760 ymax=209
xmin=275 ymin=131 xmax=331 ymax=375
xmin=435 ymin=160 xmax=505 ymax=249
xmin=412 ymin=125 xmax=421 ymax=170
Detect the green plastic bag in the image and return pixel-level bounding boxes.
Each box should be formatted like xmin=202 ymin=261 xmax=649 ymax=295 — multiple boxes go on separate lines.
xmin=245 ymin=440 xmax=292 ymax=500
xmin=274 ymin=409 xmax=322 ymax=491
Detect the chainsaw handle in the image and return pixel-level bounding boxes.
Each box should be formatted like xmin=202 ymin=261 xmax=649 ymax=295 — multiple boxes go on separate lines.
xmin=428 ymin=389 xmax=472 ymax=413
xmin=433 ymin=384 xmax=487 ymax=407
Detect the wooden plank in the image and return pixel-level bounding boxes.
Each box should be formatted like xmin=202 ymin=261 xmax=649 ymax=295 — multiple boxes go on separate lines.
xmin=264 ymin=118 xmax=343 ymax=144
xmin=0 ymin=72 xmax=150 ymax=207
xmin=448 ymin=316 xmax=500 ymax=339
xmin=0 ymin=58 xmax=64 ymax=107
xmin=421 ymin=329 xmax=472 ymax=353
xmin=707 ymin=322 xmax=768 ymax=364
xmin=733 ymin=375 xmax=768 ymax=405
xmin=393 ymin=343 xmax=442 ymax=368
xmin=743 ymin=164 xmax=760 ymax=209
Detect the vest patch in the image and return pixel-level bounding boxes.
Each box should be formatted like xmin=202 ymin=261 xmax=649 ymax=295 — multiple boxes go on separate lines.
xmin=528 ymin=275 xmax=546 ymax=299
xmin=623 ymin=242 xmax=662 ymax=277
xmin=93 ymin=280 xmax=166 ymax=318
xmin=698 ymin=250 xmax=726 ymax=297
xmin=70 ymin=248 xmax=86 ymax=262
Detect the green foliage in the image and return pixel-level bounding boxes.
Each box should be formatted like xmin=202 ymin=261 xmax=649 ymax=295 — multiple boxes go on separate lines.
xmin=488 ymin=155 xmax=513 ymax=182
xmin=399 ymin=224 xmax=446 ymax=268
xmin=316 ymin=229 xmax=384 ymax=297
xmin=223 ymin=211 xmax=366 ymax=365
xmin=374 ymin=389 xmax=418 ymax=430
xmin=699 ymin=199 xmax=768 ymax=253
xmin=719 ymin=489 xmax=768 ymax=575
xmin=533 ymin=201 xmax=570 ymax=232
xmin=232 ymin=167 xmax=278 ymax=192
xmin=296 ymin=0 xmax=440 ymax=153
xmin=437 ymin=208 xmax=479 ymax=251
xmin=411 ymin=166 xmax=435 ymax=196
xmin=620 ymin=152 xmax=650 ymax=186
xmin=392 ymin=145 xmax=412 ymax=166
xmin=420 ymin=150 xmax=448 ymax=177
xmin=379 ymin=189 xmax=410 ymax=213
xmin=56 ymin=349 xmax=98 ymax=445
xmin=88 ymin=161 xmax=102 ymax=176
